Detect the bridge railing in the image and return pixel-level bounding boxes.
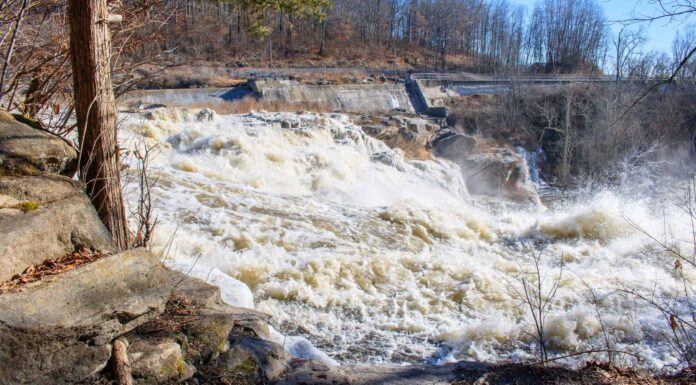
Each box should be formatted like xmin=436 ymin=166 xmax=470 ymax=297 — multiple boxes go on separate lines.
xmin=409 ymin=73 xmax=615 ymax=82
xmin=409 ymin=73 xmax=674 ymax=83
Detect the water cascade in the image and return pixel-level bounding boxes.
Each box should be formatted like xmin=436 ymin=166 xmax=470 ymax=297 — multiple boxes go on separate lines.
xmin=121 ymin=108 xmax=692 ymax=369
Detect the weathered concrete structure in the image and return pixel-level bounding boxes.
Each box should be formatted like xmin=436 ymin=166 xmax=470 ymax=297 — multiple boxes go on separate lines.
xmin=249 ymin=79 xmax=415 ymax=114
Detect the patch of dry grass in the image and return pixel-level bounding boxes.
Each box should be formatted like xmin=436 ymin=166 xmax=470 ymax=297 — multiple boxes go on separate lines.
xmin=391 ymin=135 xmax=433 ymax=161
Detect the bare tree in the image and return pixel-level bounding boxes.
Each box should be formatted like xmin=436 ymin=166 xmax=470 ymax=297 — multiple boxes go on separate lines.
xmin=612 ymin=26 xmax=646 ymax=81
xmin=68 ymin=0 xmax=129 ymax=250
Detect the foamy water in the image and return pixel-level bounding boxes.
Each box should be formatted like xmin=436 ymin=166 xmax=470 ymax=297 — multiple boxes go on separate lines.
xmin=121 ymin=108 xmax=694 ymax=370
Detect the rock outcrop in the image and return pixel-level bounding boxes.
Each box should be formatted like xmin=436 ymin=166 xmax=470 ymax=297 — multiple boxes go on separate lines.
xmin=430 ymin=130 xmax=539 ymax=203
xmin=129 ymin=339 xmax=195 ymax=384
xmin=461 ymin=149 xmax=539 ymax=203
xmin=0 ymin=111 xmax=77 ymax=176
xmin=0 ymin=249 xmax=170 ymax=385
xmin=431 ymin=130 xmax=477 ymax=159
xmin=360 ymin=115 xmax=438 ymax=160
xmin=0 ymin=174 xmax=113 ymax=281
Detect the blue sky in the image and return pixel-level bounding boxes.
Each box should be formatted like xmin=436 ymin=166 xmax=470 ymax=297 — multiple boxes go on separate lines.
xmin=511 ymin=0 xmax=696 ymax=54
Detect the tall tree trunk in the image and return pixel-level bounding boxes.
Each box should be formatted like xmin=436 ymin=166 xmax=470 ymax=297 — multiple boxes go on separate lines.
xmin=318 ymin=16 xmax=328 ymax=56
xmin=68 ymin=0 xmax=129 ymax=250
xmin=561 ymin=91 xmax=572 ymax=185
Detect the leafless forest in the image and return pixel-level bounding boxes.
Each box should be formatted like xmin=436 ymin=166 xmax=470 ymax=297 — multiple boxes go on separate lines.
xmin=0 ymin=0 xmax=693 ymax=183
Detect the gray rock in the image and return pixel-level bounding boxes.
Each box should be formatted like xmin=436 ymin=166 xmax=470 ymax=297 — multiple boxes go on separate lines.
xmin=371 ymin=151 xmax=404 ymax=171
xmin=0 ymin=249 xmax=171 ymax=385
xmin=0 ymin=175 xmax=113 ymax=282
xmin=216 ymin=337 xmax=293 ymax=383
xmin=276 ymin=361 xmax=490 ymax=385
xmin=168 ymin=270 xmax=272 ymax=340
xmin=130 ymin=339 xmax=195 ymax=384
xmin=431 ymin=131 xmax=478 ymax=159
xmin=0 ymin=111 xmax=77 ymax=176
xmin=400 ymin=119 xmax=428 ymax=142
xmin=362 ymin=125 xmax=390 ymax=138
xmin=461 ymin=149 xmax=539 ymax=203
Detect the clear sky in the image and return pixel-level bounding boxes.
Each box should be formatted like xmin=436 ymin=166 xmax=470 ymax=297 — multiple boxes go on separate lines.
xmin=511 ymin=0 xmax=696 ymax=54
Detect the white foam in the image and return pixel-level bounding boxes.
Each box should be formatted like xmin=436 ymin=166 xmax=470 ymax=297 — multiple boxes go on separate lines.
xmin=120 ymin=108 xmax=694 ymax=370
xmin=167 ymin=260 xmax=254 ymax=309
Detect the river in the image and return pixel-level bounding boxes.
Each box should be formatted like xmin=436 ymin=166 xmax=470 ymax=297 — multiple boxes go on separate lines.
xmin=119 ymin=106 xmax=694 ymax=370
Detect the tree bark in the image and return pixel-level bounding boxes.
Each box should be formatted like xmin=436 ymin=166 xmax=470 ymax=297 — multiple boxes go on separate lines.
xmin=68 ymin=0 xmax=130 ymax=250
xmin=111 ymin=337 xmax=133 ymax=385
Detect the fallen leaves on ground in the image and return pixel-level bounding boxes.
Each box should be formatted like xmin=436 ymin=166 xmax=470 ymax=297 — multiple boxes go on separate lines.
xmin=137 ymin=294 xmax=199 ymax=335
xmin=0 ymin=248 xmax=110 ymax=294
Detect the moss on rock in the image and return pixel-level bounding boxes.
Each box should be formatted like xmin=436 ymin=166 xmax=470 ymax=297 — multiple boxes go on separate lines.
xmin=13 ymin=200 xmax=40 ymax=212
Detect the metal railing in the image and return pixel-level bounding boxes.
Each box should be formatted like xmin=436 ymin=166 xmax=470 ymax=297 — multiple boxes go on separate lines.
xmin=410 ymin=73 xmax=613 ymax=82
xmin=409 ymin=72 xmax=672 ymax=83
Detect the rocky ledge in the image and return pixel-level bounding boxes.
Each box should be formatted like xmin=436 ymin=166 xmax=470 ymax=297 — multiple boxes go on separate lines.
xmin=356 ymin=114 xmax=540 ymax=203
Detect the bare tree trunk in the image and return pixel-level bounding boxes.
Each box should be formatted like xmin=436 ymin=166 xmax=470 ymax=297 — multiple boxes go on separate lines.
xmin=68 ymin=0 xmax=130 ymax=250
xmin=561 ymin=91 xmax=573 ymax=184
xmin=318 ymin=16 xmax=328 ymax=56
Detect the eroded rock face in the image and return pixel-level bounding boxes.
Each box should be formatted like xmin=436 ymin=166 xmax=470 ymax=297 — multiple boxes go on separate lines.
xmin=461 ymin=149 xmax=539 ymax=203
xmin=0 ymin=175 xmax=113 ymax=281
xmin=429 ymin=130 xmax=539 ymax=203
xmin=0 ymin=112 xmax=77 ymax=176
xmin=0 ymin=249 xmax=171 ymax=385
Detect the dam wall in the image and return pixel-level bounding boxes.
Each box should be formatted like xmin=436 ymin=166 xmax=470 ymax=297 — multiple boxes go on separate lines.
xmin=249 ymin=79 xmax=415 ymax=114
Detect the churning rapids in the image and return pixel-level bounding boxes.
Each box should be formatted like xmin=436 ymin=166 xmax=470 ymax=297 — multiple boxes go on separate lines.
xmin=120 ymin=107 xmax=693 ymax=370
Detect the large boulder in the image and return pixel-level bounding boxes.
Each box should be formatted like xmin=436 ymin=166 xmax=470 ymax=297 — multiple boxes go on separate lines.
xmin=0 ymin=111 xmax=77 ymax=176
xmin=431 ymin=130 xmax=477 ymax=159
xmin=460 ymin=149 xmax=538 ymax=203
xmin=129 ymin=339 xmax=195 ymax=384
xmin=0 ymin=174 xmax=113 ymax=282
xmin=0 ymin=249 xmax=171 ymax=385
xmin=211 ymin=336 xmax=293 ymax=384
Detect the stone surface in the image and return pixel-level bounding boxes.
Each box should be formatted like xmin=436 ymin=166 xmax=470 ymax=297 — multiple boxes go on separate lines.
xmin=216 ymin=337 xmax=293 ymax=383
xmin=0 ymin=175 xmax=113 ymax=282
xmin=250 ymin=79 xmax=415 ymax=114
xmin=168 ymin=269 xmax=270 ymax=339
xmin=431 ymin=130 xmax=478 ymax=159
xmin=275 ymin=360 xmax=490 ymax=385
xmin=0 ymin=249 xmax=171 ymax=385
xmin=130 ymin=339 xmax=195 ymax=384
xmin=0 ymin=111 xmax=77 ymax=176
xmin=461 ymin=149 xmax=539 ymax=203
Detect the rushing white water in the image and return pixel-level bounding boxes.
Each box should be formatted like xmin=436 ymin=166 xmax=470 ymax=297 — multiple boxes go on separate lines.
xmin=120 ymin=107 xmax=694 ymax=370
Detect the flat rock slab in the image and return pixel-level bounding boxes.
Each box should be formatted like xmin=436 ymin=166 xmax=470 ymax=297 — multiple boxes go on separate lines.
xmin=0 ymin=174 xmax=113 ymax=281
xmin=0 ymin=111 xmax=77 ymax=176
xmin=0 ymin=249 xmax=171 ymax=385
